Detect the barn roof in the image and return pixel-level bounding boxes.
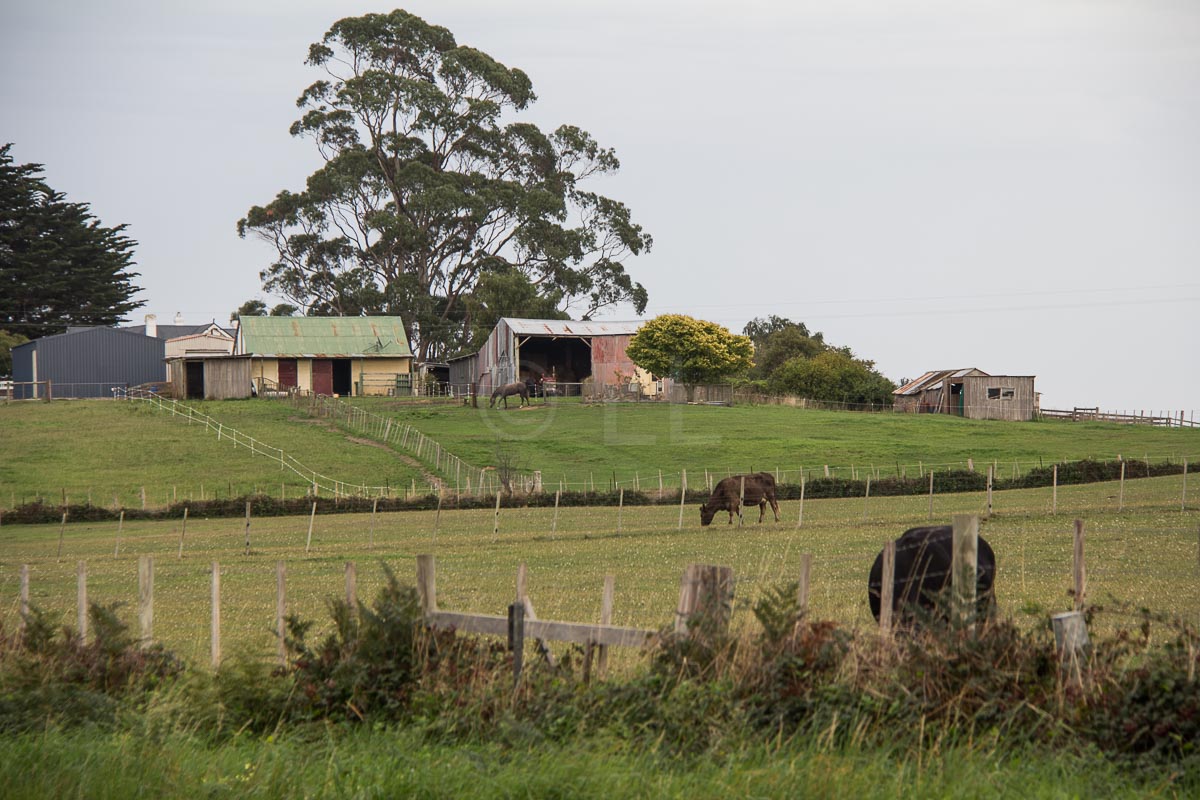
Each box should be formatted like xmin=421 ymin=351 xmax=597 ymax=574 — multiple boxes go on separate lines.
xmin=236 ymin=316 xmax=412 ymax=358
xmin=893 ymin=368 xmax=988 ymax=396
xmin=501 ymin=318 xmax=645 ymax=337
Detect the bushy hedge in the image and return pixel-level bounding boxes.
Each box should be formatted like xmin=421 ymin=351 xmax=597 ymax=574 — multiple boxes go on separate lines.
xmin=3 ymin=574 xmax=1197 ymax=775
xmin=5 ymin=458 xmax=1190 ymax=525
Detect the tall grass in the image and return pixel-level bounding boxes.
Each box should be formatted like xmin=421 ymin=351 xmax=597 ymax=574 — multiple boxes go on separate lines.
xmin=0 ymin=725 xmax=1180 ymax=799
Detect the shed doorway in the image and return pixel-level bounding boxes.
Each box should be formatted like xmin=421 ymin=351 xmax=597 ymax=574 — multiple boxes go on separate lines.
xmin=185 ymin=361 xmax=205 ymax=400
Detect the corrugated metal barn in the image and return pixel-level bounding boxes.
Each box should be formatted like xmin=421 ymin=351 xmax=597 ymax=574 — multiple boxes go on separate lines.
xmin=893 ymin=368 xmax=1037 ymax=421
xmin=465 ymin=318 xmax=654 ymax=395
xmin=10 ymin=327 xmax=166 ymax=399
xmin=235 ymin=316 xmax=413 ymax=397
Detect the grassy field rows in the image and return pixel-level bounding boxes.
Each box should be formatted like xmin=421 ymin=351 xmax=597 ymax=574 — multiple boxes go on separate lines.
xmin=2 ymin=473 xmax=1196 ymax=669
xmin=4 ymin=399 xmax=1199 ymax=505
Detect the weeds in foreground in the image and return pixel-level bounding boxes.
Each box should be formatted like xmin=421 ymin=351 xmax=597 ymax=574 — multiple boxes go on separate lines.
xmin=1 ymin=574 xmax=1197 ymax=775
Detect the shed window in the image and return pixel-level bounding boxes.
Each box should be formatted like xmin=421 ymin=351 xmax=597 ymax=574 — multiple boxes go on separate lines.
xmin=987 ymin=387 xmax=1015 ymax=400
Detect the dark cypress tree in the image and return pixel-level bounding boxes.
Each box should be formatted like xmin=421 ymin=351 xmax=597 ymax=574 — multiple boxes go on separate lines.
xmin=0 ymin=143 xmax=144 ymax=340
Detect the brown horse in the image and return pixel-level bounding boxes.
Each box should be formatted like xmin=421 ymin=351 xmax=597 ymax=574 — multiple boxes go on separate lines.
xmin=489 ymin=381 xmax=530 ymax=408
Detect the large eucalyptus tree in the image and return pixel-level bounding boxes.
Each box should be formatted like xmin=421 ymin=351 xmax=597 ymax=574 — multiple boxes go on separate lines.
xmin=238 ymin=10 xmax=651 ymax=360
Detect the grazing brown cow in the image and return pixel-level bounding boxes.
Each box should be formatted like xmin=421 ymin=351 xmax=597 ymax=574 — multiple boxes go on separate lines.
xmin=700 ymin=472 xmax=781 ymax=526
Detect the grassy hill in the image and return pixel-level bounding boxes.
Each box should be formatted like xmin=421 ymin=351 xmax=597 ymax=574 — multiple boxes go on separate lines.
xmin=0 ymin=399 xmax=430 ymax=507
xmin=3 ymin=396 xmax=1198 ymax=505
xmin=365 ymin=398 xmax=1200 ymax=489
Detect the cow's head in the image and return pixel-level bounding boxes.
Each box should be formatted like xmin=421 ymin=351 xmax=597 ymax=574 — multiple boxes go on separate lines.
xmin=699 ymin=504 xmax=715 ymax=526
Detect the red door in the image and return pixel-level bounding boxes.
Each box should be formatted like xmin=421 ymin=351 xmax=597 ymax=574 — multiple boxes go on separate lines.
xmin=278 ymin=359 xmax=298 ymax=389
xmin=312 ymin=360 xmax=333 ymax=395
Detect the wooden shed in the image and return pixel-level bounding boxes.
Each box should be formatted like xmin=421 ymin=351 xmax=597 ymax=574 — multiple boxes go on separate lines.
xmin=961 ymin=375 xmax=1038 ymax=421
xmin=168 ymin=355 xmax=252 ymax=400
xmin=893 ymin=368 xmax=1037 ymax=421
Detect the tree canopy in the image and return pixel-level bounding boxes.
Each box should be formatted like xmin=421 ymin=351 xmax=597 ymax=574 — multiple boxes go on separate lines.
xmin=0 ymin=329 xmax=29 ymax=378
xmin=238 ymin=9 xmax=652 ymax=361
xmin=231 ymin=300 xmax=298 ymax=322
xmin=740 ymin=315 xmax=895 ymax=405
xmin=766 ymin=350 xmax=895 ymax=406
xmin=0 ymin=144 xmax=143 ymax=340
xmin=626 ymin=314 xmax=753 ymax=399
xmin=742 ymin=315 xmax=827 ymax=379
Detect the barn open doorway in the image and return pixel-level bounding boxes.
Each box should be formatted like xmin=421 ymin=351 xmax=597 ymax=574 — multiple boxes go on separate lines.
xmin=332 ymin=359 xmax=353 ymax=396
xmin=518 ymin=337 xmax=592 ymax=383
xmin=185 ymin=360 xmax=205 ymax=400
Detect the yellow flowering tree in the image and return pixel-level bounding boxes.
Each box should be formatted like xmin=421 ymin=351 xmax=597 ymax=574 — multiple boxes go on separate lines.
xmin=626 ymin=314 xmax=753 ymax=402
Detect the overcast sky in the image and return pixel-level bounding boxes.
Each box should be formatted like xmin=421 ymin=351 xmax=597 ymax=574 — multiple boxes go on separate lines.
xmin=4 ymin=0 xmax=1197 ymax=413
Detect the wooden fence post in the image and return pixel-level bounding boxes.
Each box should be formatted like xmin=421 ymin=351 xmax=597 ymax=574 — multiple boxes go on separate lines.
xmin=1073 ymin=519 xmax=1086 ymax=612
xmin=369 ymin=497 xmax=378 ymax=548
xmin=552 ymin=489 xmax=560 ymax=534
xmin=138 ymin=556 xmax=154 ymax=647
xmin=77 ymin=561 xmax=87 ymax=641
xmin=1183 ymin=459 xmax=1189 ymax=512
xmin=862 ymin=477 xmax=871 ymax=522
xmin=275 ymin=561 xmax=287 ymax=666
xmin=177 ymin=507 xmax=188 ymax=559
xmin=986 ymin=466 xmax=994 ymax=517
xmin=598 ymin=575 xmax=615 ymax=678
xmin=617 ymin=488 xmax=624 ymax=532
xmin=345 ymin=561 xmax=357 ymax=610
xmin=1052 ymin=465 xmax=1058 ymax=515
xmin=677 ymin=469 xmax=687 ymax=530
xmin=674 ymin=564 xmax=733 ymax=636
xmin=738 ymin=475 xmax=745 ymax=526
xmin=796 ymin=475 xmax=806 ymax=529
xmin=305 ymin=501 xmax=317 ymax=554
xmin=243 ymin=500 xmax=252 ymax=556
xmin=416 ymin=554 xmax=438 ymax=614
xmin=56 ymin=511 xmax=67 ymax=561
xmin=211 ymin=561 xmax=221 ymax=669
xmin=879 ymin=541 xmax=895 ymax=640
xmin=508 ymin=601 xmax=525 ymax=688
xmin=927 ymin=470 xmax=935 ymax=520
xmin=952 ymin=514 xmax=979 ymax=631
xmin=493 ymin=491 xmax=502 ymax=542
xmin=433 ymin=491 xmax=443 ymax=542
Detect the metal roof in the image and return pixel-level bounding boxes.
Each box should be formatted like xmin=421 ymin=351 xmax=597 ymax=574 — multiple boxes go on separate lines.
xmin=237 ymin=316 xmax=412 ymax=357
xmin=894 ymin=368 xmax=988 ymax=396
xmin=501 ymin=318 xmax=645 ymax=337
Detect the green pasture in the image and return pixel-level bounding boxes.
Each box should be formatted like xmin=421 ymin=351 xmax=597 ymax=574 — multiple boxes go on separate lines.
xmin=365 ymin=397 xmax=1200 ymax=487
xmin=2 ymin=473 xmax=1195 ymax=669
xmin=2 ymin=398 xmax=1199 ymax=505
xmin=0 ymin=399 xmax=427 ymax=508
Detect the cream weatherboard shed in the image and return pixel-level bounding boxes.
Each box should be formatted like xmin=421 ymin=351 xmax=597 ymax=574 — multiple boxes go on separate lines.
xmin=235 ymin=316 xmax=413 ymax=397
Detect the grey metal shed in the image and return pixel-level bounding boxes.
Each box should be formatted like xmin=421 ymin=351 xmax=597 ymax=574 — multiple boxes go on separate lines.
xmin=11 ymin=326 xmax=166 ymax=399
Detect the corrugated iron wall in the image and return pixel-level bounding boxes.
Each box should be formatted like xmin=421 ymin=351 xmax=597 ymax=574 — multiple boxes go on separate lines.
xmin=590 ymin=333 xmax=638 ymax=386
xmin=17 ymin=328 xmax=166 ymax=398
